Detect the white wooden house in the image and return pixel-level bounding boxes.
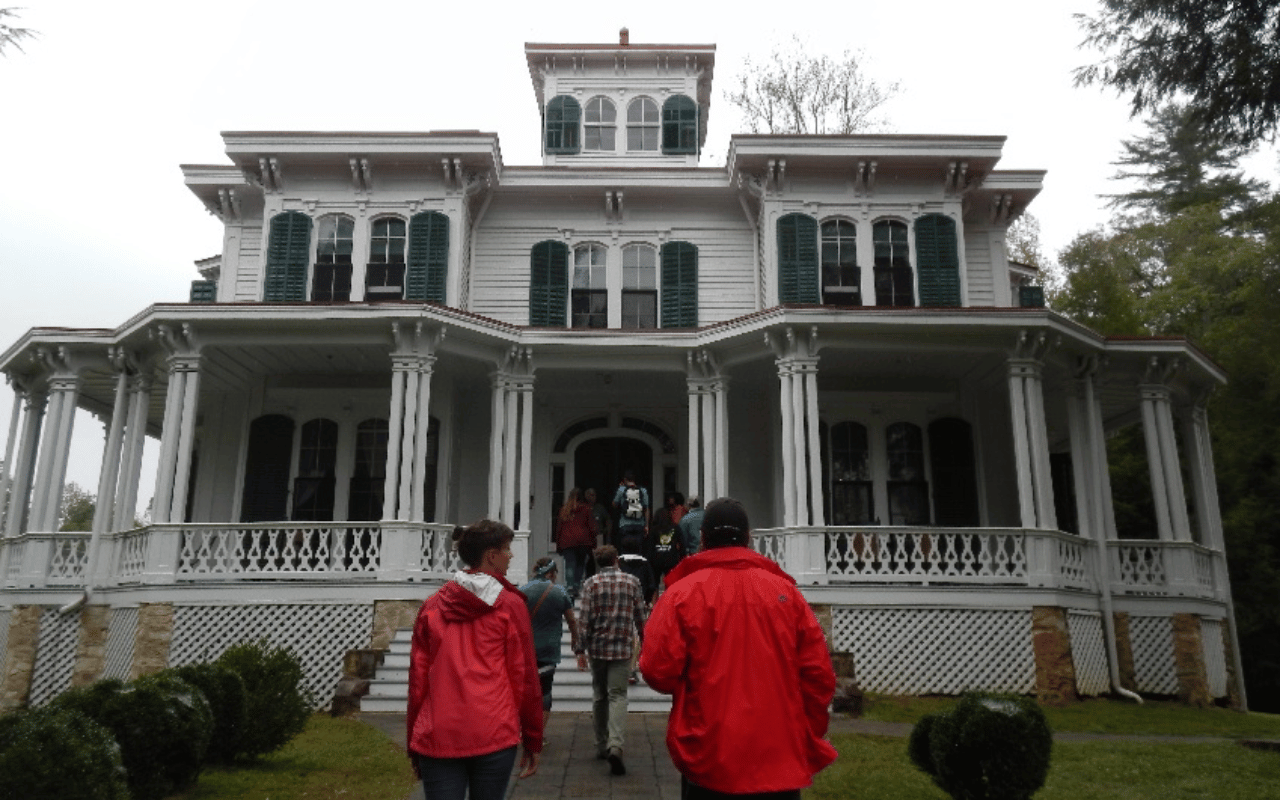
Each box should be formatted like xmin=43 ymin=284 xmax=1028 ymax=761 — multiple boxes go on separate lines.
xmin=0 ymin=33 xmax=1246 ymax=711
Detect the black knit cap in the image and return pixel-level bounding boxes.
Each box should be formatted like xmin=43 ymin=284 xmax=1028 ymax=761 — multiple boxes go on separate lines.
xmin=701 ymin=497 xmax=750 ymax=547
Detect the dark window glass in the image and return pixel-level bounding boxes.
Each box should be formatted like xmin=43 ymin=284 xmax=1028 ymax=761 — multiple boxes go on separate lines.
xmin=292 ymin=419 xmax=338 ymax=521
xmin=572 ymin=244 xmax=608 ymax=328
xmin=545 ymin=95 xmax=581 ymax=154
xmin=661 ymin=95 xmax=698 ymax=154
xmin=821 ymin=219 xmax=860 ymax=306
xmin=622 ymin=244 xmax=657 ymax=329
xmin=367 ymin=217 xmax=407 ymax=300
xmin=348 ymin=418 xmax=388 ymax=522
xmin=313 ymin=216 xmax=354 ymax=301
xmin=873 ymin=220 xmax=913 ymax=307
xmin=830 ymin=421 xmax=874 ymax=525
xmin=886 ymin=421 xmax=929 ymax=525
xmin=240 ymin=415 xmax=295 ymax=523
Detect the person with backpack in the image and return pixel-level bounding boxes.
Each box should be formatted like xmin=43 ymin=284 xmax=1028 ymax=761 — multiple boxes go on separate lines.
xmin=611 ymin=471 xmax=650 ymax=553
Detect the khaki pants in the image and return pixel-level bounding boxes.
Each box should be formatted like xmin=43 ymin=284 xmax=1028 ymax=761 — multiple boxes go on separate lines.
xmin=590 ymin=658 xmax=630 ymax=753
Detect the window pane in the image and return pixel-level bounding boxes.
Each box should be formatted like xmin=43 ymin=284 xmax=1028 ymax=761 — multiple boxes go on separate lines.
xmin=622 ymin=291 xmax=656 ymax=328
xmin=623 ymin=244 xmax=656 ymax=289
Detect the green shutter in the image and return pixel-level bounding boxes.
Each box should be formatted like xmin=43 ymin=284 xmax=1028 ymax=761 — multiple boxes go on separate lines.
xmin=189 ymin=280 xmax=216 ymax=303
xmin=777 ymin=213 xmax=819 ymax=304
xmin=545 ymin=96 xmax=581 ymax=155
xmin=660 ymin=241 xmax=698 ymax=328
xmin=529 ymin=240 xmax=569 ymax=326
xmin=662 ymin=95 xmax=698 ymax=154
xmin=406 ymin=211 xmax=450 ymax=302
xmin=264 ymin=211 xmax=312 ymax=301
xmin=915 ymin=213 xmax=961 ymax=307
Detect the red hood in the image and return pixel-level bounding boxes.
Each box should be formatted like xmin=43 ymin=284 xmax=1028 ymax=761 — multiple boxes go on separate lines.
xmin=433 ymin=570 xmax=522 ymax=623
xmin=663 ymin=546 xmax=795 ymax=588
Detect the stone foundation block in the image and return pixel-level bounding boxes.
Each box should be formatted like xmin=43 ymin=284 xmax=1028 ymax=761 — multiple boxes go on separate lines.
xmin=72 ymin=605 xmax=110 ymax=688
xmin=371 ymin=600 xmax=421 ymax=651
xmin=0 ymin=605 xmax=43 ymax=712
xmin=130 ymin=602 xmax=174 ymax=679
xmin=1172 ymin=613 xmax=1212 ymax=708
xmin=1032 ymin=606 xmax=1078 ymax=706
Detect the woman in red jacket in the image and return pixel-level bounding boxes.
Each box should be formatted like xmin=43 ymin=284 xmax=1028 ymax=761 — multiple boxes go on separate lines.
xmin=554 ymin=487 xmax=598 ymax=601
xmin=407 ymin=520 xmax=543 ymax=800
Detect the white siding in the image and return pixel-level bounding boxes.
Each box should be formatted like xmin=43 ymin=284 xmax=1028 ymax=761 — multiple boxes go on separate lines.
xmin=233 ymin=225 xmax=264 ymax=302
xmin=964 ymin=228 xmax=995 ymax=307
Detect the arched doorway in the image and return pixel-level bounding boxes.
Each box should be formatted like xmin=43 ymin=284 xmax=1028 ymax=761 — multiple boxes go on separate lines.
xmin=574 ymin=436 xmax=654 ymax=521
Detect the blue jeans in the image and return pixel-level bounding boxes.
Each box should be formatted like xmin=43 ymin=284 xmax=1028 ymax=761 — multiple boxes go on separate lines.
xmin=414 ymin=746 xmax=517 ymax=800
xmin=562 ymin=546 xmax=592 ymax=598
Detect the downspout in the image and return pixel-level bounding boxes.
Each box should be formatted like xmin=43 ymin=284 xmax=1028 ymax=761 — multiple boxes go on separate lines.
xmin=1085 ymin=367 xmax=1142 ymax=703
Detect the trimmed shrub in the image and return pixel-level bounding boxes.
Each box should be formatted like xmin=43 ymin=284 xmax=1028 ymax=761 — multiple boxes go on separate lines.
xmin=908 ymin=692 xmax=1053 ymax=800
xmin=50 ymin=674 xmax=213 ymax=800
xmin=0 ymin=706 xmax=128 ymax=800
xmin=216 ymin=638 xmax=315 ymax=759
xmin=167 ymin=662 xmax=249 ymax=764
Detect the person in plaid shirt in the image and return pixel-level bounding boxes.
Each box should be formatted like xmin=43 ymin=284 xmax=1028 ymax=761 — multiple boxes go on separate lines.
xmin=574 ymin=545 xmax=646 ymax=776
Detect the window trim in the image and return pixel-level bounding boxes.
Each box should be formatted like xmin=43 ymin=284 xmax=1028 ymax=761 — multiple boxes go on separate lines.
xmin=583 ymin=96 xmax=618 ymax=153
xmin=820 ymin=217 xmax=861 ymax=307
xmin=872 ymin=217 xmax=914 ymax=307
xmin=365 ymin=215 xmax=408 ymax=301
xmin=571 ymin=242 xmax=609 ymax=328
xmin=626 ymin=96 xmax=661 ymax=152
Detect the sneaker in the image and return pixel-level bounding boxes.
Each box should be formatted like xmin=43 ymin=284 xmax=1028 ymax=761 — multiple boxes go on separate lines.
xmin=607 ymin=746 xmax=626 ymax=776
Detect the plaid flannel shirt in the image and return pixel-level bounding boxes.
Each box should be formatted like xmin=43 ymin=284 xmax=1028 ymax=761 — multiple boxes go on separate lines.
xmin=576 ymin=566 xmax=646 ymax=661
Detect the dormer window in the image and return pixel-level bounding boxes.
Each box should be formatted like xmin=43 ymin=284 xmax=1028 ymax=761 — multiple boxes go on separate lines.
xmin=366 ymin=217 xmax=407 ymax=300
xmin=627 ymin=98 xmax=660 ymax=151
xmin=584 ymin=97 xmax=617 ymax=152
xmin=662 ymin=95 xmax=698 ymax=155
xmin=313 ymin=215 xmax=354 ymax=302
xmin=545 ymin=95 xmax=582 ymax=155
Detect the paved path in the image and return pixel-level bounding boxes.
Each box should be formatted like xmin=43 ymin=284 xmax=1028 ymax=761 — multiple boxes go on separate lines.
xmin=358 ymin=712 xmax=1247 ymax=800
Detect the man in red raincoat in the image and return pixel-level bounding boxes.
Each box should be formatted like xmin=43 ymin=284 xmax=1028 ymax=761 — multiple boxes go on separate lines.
xmin=638 ymin=497 xmax=837 ymax=799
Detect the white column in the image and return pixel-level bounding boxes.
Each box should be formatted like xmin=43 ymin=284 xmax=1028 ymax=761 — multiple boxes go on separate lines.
xmin=92 ymin=369 xmax=131 ymax=535
xmin=32 ymin=376 xmax=80 ymax=532
xmin=0 ymin=385 xmax=26 ymax=533
xmin=701 ymin=385 xmax=716 ymax=501
xmin=150 ymin=365 xmax=186 ymax=525
xmin=3 ymin=391 xmax=44 ymax=537
xmin=789 ymin=362 xmax=807 ymax=522
xmin=803 ymin=363 xmax=824 ymax=527
xmin=168 ymin=359 xmax=201 ymax=524
xmin=410 ymin=355 xmax=436 ymax=522
xmin=1025 ymin=366 xmax=1058 ymax=530
xmin=518 ymin=379 xmax=534 ymax=531
xmin=397 ymin=366 xmax=421 ymax=521
xmin=28 ymin=388 xmax=66 ymax=532
xmin=714 ymin=378 xmax=729 ymax=499
xmin=1154 ymin=394 xmax=1193 ymax=541
xmin=1065 ymin=382 xmax=1095 ymax=537
xmin=502 ymin=384 xmax=519 ymax=525
xmin=778 ymin=361 xmax=796 ymax=527
xmin=114 ymin=375 xmax=151 ymax=530
xmin=1139 ymin=386 xmax=1175 ymax=541
xmin=686 ymin=380 xmax=701 ymax=500
xmin=1007 ymin=361 xmax=1038 ymax=528
xmin=383 ymin=364 xmax=407 ymax=520
xmin=487 ymin=374 xmax=506 ymax=521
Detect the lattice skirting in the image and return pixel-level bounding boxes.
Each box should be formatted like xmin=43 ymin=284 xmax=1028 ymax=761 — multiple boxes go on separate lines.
xmin=30 ymin=610 xmax=80 ymax=707
xmin=1129 ymin=615 xmax=1178 ymax=695
xmin=1067 ymin=610 xmax=1110 ymax=696
xmin=1201 ymin=618 xmax=1229 ymax=698
xmin=101 ymin=606 xmax=139 ymax=681
xmin=831 ymin=608 xmax=1035 ymax=695
xmin=169 ymin=604 xmax=374 ymax=708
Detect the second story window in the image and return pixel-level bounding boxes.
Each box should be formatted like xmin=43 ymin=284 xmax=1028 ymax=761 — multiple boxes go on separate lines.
xmin=545 ymin=95 xmax=582 ymax=155
xmin=584 ymin=97 xmax=617 ymax=151
xmin=821 ymin=219 xmax=860 ymax=306
xmin=313 ymin=215 xmax=354 ymax=302
xmin=873 ymin=220 xmax=913 ymax=307
xmin=622 ymin=243 xmax=657 ymax=328
xmin=367 ymin=217 xmax=407 ymax=300
xmin=627 ymin=97 xmax=660 ymax=151
xmin=572 ymin=244 xmax=608 ymax=328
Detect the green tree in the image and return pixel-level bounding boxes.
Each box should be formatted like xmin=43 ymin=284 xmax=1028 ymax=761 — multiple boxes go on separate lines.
xmin=1075 ymin=0 xmax=1280 ymax=147
xmin=59 ymin=483 xmax=95 ymax=532
xmin=727 ymin=36 xmax=900 ymax=135
xmin=0 ymin=7 xmax=36 ymax=56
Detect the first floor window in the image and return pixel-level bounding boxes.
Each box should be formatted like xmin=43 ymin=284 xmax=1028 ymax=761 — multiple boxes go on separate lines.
xmin=367 ymin=217 xmax=407 ymax=299
xmin=348 ymin=418 xmax=388 ymax=522
xmin=292 ymin=418 xmax=338 ymax=521
xmin=572 ymin=244 xmax=608 ymax=328
xmin=622 ymin=244 xmax=657 ymax=328
xmin=886 ymin=421 xmax=929 ymax=525
xmin=830 ymin=421 xmax=874 ymax=525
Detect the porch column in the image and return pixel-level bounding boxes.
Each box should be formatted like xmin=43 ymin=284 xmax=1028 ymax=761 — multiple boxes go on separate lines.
xmin=91 ymin=362 xmax=131 ymax=536
xmin=384 ymin=323 xmax=444 ymax=522
xmin=714 ymin=376 xmax=730 ymax=498
xmin=167 ymin=357 xmax=202 ymax=524
xmin=1181 ymin=402 xmax=1222 ymax=550
xmin=800 ymin=359 xmax=824 ymax=527
xmin=516 ymin=374 xmax=535 ymax=532
xmin=383 ymin=356 xmax=409 ymax=520
xmin=769 ymin=327 xmax=822 ymax=527
xmin=487 ymin=372 xmax=507 ymax=521
xmin=4 ymin=389 xmax=46 ymax=538
xmin=397 ymin=366 xmax=421 ymax=521
xmin=114 ymin=373 xmax=151 ymax=530
xmin=0 ymin=380 xmax=26 ymax=533
xmin=410 ymin=352 xmax=437 ymax=522
xmin=489 ymin=347 xmax=533 ymax=528
xmin=776 ymin=358 xmax=797 ymax=527
xmin=152 ymin=352 xmax=200 ymax=526
xmin=502 ymin=378 xmax=519 ymax=525
xmin=1007 ymin=339 xmax=1056 ymax=529
xmin=688 ymin=350 xmax=722 ymax=502
xmin=1139 ymin=383 xmax=1181 ymax=541
xmin=685 ymin=368 xmax=702 ymax=500
xmin=702 ymin=380 xmax=717 ymax=499
xmin=31 ymin=370 xmax=81 ymax=532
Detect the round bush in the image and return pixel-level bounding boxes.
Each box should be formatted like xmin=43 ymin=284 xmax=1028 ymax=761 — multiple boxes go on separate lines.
xmin=0 ymin=706 xmax=128 ymax=800
xmin=909 ymin=692 xmax=1053 ymax=800
xmin=167 ymin=662 xmax=248 ymax=764
xmin=216 ymin=638 xmax=315 ymax=759
xmin=51 ymin=674 xmax=213 ymax=800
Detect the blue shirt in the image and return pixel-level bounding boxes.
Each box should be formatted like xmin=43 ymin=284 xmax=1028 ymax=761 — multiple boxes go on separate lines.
xmin=519 ymin=579 xmax=572 ymax=664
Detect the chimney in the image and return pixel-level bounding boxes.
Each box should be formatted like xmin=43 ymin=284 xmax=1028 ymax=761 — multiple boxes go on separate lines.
xmin=619 ymin=28 xmax=629 ymax=46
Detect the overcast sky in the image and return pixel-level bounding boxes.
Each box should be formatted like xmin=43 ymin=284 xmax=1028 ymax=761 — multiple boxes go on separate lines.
xmin=1 ymin=0 xmax=1275 ymax=510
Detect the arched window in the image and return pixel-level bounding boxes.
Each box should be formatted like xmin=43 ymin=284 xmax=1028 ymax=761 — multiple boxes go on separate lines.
xmin=660 ymin=241 xmax=698 ymax=328
xmin=366 ymin=217 xmax=407 ymax=300
xmin=584 ymin=97 xmax=617 ymax=151
xmin=830 ymin=422 xmax=874 ymax=525
xmin=263 ymin=212 xmax=312 ymax=301
xmin=662 ymin=95 xmax=698 ymax=154
xmin=313 ymin=215 xmax=354 ymax=302
xmin=886 ymin=422 xmax=929 ymax=525
xmin=545 ymin=95 xmax=581 ymax=155
xmin=406 ymin=211 xmax=449 ymax=303
xmin=348 ymin=418 xmax=388 ymax=522
xmin=292 ymin=418 xmax=338 ymax=520
xmin=622 ymin=243 xmax=658 ymax=328
xmin=873 ymin=220 xmax=912 ymax=307
xmin=821 ymin=219 xmax=860 ymax=306
xmin=572 ymin=243 xmax=608 ymax=328
xmin=529 ymin=240 xmax=569 ymax=326
xmin=240 ymin=414 xmax=295 ymax=522
xmin=915 ymin=213 xmax=961 ymax=307
xmin=627 ymin=97 xmax=660 ymax=151
xmin=777 ymin=213 xmax=820 ymax=304
xmin=928 ymin=418 xmax=980 ymax=527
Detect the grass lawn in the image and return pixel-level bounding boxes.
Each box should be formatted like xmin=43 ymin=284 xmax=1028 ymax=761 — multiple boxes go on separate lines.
xmin=167 ymin=714 xmax=415 ymax=800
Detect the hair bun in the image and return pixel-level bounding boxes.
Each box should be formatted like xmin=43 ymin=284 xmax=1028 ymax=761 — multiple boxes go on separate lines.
xmin=451 ymin=525 xmax=467 ymax=542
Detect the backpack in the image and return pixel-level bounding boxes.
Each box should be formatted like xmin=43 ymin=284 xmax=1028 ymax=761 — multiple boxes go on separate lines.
xmin=624 ymin=486 xmax=644 ymax=519
xmin=652 ymin=528 xmax=682 ymax=571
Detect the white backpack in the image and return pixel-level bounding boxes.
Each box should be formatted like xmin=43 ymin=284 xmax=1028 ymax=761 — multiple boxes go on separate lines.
xmin=624 ymin=486 xmax=644 ymax=519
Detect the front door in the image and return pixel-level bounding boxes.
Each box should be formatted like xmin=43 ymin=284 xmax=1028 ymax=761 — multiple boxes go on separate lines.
xmin=573 ymin=436 xmax=654 ymax=538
